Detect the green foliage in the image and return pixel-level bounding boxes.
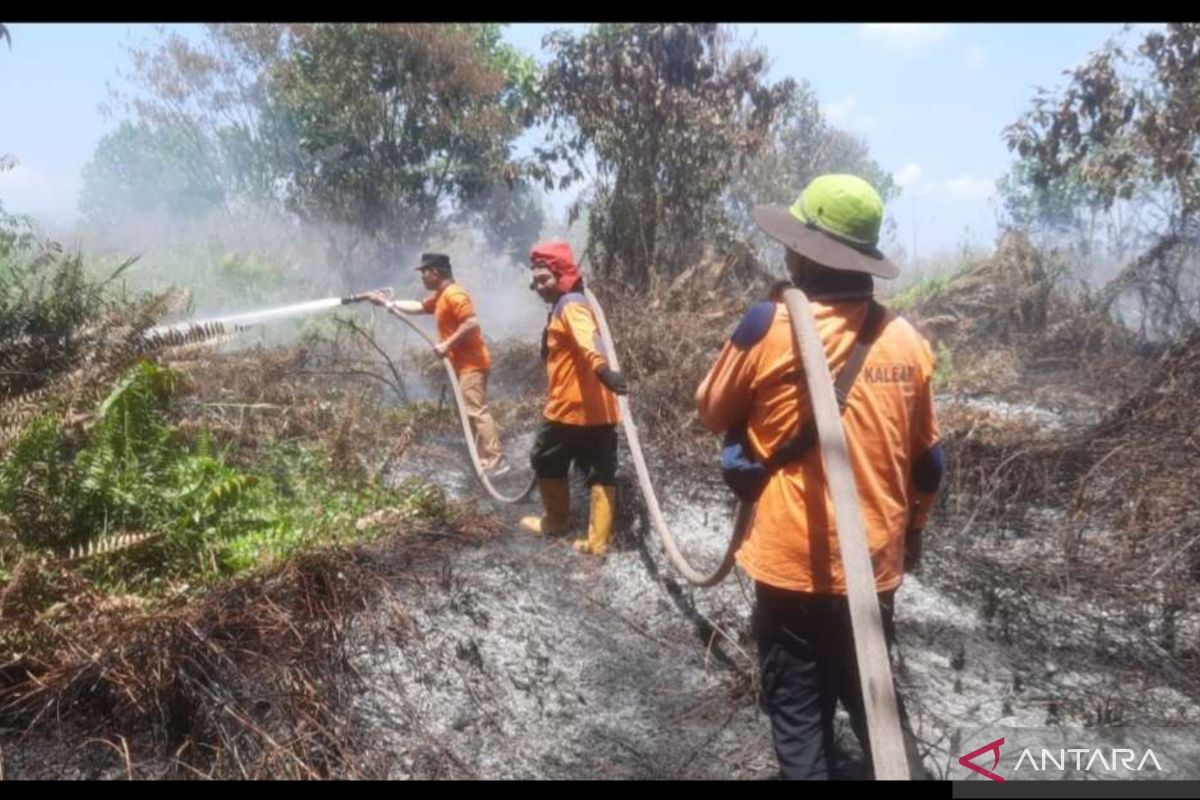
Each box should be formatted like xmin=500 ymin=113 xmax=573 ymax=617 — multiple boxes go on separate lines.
xmin=110 ymin=23 xmax=537 ymax=277
xmin=996 ymin=157 xmax=1101 ymax=234
xmin=83 ymin=243 xmax=299 ymax=321
xmin=0 ymin=224 xmax=146 ymax=403
xmin=0 ymin=416 xmax=73 ymax=545
xmin=0 ymin=155 xmax=35 ymax=256
xmin=931 ymin=342 xmax=961 ymax=389
xmin=726 ymin=82 xmax=899 ymax=266
xmin=0 ymin=360 xmax=464 ymax=595
xmin=892 ymin=270 xmax=962 ymax=312
xmin=79 ymin=120 xmax=228 ymax=227
xmin=1003 ymin=23 xmax=1200 ymax=337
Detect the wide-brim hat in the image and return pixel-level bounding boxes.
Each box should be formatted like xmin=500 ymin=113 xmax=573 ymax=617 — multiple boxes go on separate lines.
xmin=752 ymin=173 xmax=898 ymax=279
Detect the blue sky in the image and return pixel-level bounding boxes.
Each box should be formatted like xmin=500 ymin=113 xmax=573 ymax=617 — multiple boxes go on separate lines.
xmin=0 ymin=22 xmax=1153 ymax=261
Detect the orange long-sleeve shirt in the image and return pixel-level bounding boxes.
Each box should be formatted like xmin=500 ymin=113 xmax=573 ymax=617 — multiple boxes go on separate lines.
xmin=541 ymin=293 xmax=620 ymax=426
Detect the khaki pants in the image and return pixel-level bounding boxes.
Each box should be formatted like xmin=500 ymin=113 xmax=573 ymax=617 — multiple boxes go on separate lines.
xmin=458 ymin=370 xmax=504 ymax=469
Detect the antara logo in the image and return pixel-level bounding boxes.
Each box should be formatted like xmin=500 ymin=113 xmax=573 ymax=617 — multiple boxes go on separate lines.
xmin=959 ymin=736 xmax=1164 ymax=781
xmin=959 ymin=737 xmax=1005 ymax=783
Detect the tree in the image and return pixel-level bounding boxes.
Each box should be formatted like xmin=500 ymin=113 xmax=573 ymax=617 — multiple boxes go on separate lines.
xmin=538 ymin=24 xmax=795 ymax=288
xmin=107 ymin=24 xmax=540 ymax=273
xmin=1003 ymin=23 xmax=1200 ymax=336
xmin=725 ymin=82 xmax=898 ymax=267
xmin=0 ymin=155 xmax=34 ymax=256
xmin=461 ymin=179 xmax=546 ymax=261
xmin=79 ymin=121 xmax=227 ymax=227
xmin=995 ymin=156 xmax=1166 ymax=271
xmin=270 ymin=25 xmax=527 ymax=247
xmin=109 ymin=25 xmax=283 ymax=205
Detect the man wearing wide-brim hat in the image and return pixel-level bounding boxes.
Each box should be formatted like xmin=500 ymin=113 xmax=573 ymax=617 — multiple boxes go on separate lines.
xmin=696 ymin=174 xmax=945 ymax=779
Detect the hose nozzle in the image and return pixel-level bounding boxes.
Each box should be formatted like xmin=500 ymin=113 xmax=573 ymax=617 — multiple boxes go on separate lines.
xmin=342 ymin=286 xmax=395 ymax=305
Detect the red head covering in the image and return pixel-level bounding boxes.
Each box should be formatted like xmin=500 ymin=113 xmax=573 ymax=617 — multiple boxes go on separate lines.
xmin=530 ymin=240 xmax=581 ymax=293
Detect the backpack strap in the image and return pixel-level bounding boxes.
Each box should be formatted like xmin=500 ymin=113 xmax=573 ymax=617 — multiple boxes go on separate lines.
xmin=761 ymin=300 xmax=885 ymax=471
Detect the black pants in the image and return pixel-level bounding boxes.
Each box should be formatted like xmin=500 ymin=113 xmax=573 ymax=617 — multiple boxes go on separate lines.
xmin=530 ymin=420 xmax=618 ymax=487
xmin=753 ymin=582 xmax=923 ymax=780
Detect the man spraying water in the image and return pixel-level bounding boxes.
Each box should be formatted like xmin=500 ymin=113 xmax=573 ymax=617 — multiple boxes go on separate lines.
xmin=359 ymin=252 xmax=512 ymax=477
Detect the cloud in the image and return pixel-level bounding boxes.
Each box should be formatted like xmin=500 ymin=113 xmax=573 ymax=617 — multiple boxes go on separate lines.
xmin=0 ymin=161 xmax=80 ymax=223
xmin=963 ymin=45 xmax=987 ymax=70
xmin=0 ymin=162 xmax=58 ymax=211
xmin=824 ymin=94 xmax=857 ymax=122
xmin=943 ymin=173 xmax=995 ymax=201
xmin=894 ymin=163 xmax=923 ymax=190
xmin=895 ymin=171 xmax=995 ymax=201
xmin=857 ymin=24 xmax=953 ymax=54
xmin=823 ymin=93 xmax=878 ymax=133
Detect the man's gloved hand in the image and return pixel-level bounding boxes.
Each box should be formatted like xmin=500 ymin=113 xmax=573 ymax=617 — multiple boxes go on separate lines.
xmin=904 ymin=526 xmax=923 ymax=574
xmin=595 ymin=364 xmax=628 ymax=395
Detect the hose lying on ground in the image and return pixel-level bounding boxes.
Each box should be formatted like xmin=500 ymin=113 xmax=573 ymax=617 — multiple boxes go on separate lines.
xmin=387 ymin=310 xmax=536 ymax=505
xmin=584 ymin=287 xmax=751 ymax=587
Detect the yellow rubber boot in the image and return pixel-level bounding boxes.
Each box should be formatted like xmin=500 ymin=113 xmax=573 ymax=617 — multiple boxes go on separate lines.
xmin=574 ymin=485 xmax=615 ymax=557
xmin=520 ymin=478 xmax=571 ymax=535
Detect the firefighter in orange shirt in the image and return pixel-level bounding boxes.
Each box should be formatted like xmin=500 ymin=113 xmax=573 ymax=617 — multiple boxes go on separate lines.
xmin=364 ymin=252 xmax=510 ymax=475
xmin=696 ymin=175 xmax=944 ymax=779
xmin=519 ymin=241 xmax=627 ymax=558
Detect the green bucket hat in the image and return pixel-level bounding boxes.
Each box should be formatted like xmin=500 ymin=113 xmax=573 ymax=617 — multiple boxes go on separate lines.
xmin=752 ymin=174 xmax=898 ymax=279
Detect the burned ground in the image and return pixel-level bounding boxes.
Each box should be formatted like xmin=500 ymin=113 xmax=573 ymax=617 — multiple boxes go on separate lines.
xmin=2 ymin=248 xmax=1199 ymax=780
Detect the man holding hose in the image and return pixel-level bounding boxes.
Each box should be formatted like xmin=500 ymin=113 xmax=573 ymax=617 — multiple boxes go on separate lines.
xmin=520 ymin=240 xmax=627 ymax=558
xmin=695 ymin=174 xmax=944 ymax=779
xmin=363 ymin=252 xmax=511 ymax=476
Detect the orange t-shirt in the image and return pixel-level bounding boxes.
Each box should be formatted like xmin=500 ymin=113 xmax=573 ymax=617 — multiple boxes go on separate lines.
xmin=422 ymin=283 xmax=491 ymax=375
xmin=696 ymin=297 xmax=940 ymax=595
xmin=541 ymin=293 xmax=620 ymax=426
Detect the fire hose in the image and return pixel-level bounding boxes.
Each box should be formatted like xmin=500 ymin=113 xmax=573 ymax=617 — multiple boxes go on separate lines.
xmin=584 ymin=284 xmax=909 ymax=779
xmin=345 ymin=290 xmax=536 ymax=505
xmin=350 ymin=281 xmax=906 ymax=777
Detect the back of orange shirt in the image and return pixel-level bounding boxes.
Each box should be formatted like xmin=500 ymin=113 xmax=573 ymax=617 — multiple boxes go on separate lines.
xmin=696 ymin=298 xmax=940 ymax=595
xmin=422 ymin=283 xmax=491 ymax=376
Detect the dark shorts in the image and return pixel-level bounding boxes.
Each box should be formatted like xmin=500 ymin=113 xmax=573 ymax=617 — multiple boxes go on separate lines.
xmin=530 ymin=419 xmax=618 ymax=487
